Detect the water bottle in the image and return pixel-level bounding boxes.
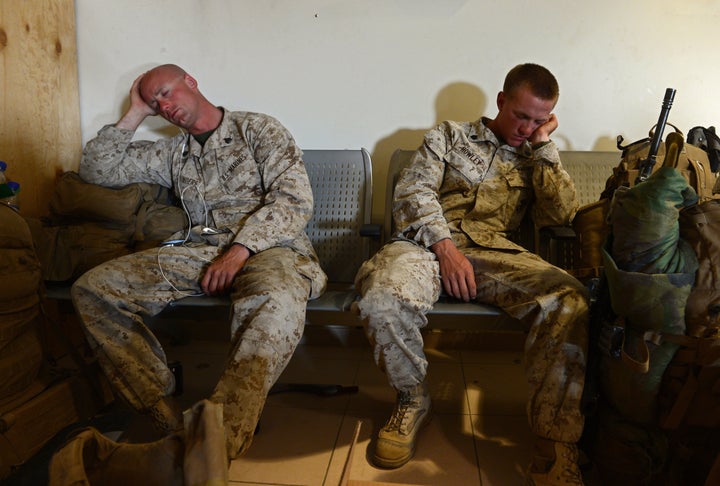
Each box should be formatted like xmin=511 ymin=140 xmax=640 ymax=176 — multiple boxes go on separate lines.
xmin=0 ymin=161 xmax=19 ymax=210
xmin=0 ymin=181 xmax=19 ymax=210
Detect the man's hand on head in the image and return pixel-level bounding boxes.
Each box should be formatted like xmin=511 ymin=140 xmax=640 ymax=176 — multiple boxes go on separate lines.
xmin=115 ymin=73 xmax=158 ymax=131
xmin=529 ymin=113 xmax=558 ymax=145
xmin=201 ymin=243 xmax=251 ymax=296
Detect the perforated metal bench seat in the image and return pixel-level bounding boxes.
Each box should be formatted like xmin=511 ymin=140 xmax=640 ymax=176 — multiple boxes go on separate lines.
xmin=157 ymin=293 xmax=524 ymax=334
xmin=153 ymin=290 xmax=510 ymax=315
xmin=151 ymin=288 xmax=360 ymax=312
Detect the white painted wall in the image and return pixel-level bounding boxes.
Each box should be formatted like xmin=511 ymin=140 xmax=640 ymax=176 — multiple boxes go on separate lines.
xmin=75 ymin=0 xmax=720 ymax=220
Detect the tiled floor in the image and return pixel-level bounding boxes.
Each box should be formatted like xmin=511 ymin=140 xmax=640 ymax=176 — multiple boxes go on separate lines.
xmin=161 ymin=322 xmax=540 ymax=486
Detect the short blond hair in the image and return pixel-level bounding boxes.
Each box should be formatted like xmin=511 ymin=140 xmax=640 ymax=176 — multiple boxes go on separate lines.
xmin=503 ymin=63 xmax=559 ymax=101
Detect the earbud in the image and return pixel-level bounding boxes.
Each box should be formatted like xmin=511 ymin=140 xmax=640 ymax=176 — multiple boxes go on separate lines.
xmin=180 ymin=130 xmax=189 ymax=157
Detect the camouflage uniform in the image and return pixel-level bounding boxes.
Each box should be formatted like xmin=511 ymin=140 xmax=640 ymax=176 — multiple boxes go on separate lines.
xmin=355 ymin=118 xmax=589 ymax=443
xmin=72 ymin=109 xmax=327 ymax=456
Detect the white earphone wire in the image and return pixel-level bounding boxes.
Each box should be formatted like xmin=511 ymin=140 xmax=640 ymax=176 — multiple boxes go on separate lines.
xmin=156 ymin=244 xmax=213 ymax=296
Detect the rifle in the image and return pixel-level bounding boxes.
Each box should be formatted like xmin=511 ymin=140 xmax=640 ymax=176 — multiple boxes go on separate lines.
xmin=635 ymin=88 xmax=677 ymax=184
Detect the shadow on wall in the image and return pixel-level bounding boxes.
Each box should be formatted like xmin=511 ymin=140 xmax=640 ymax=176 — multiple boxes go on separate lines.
xmin=369 ymin=81 xmax=488 ymax=224
xmin=592 ymin=135 xmax=619 ymax=151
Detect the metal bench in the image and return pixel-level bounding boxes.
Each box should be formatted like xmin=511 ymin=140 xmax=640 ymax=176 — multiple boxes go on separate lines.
xmin=46 ymin=148 xmax=620 ymax=330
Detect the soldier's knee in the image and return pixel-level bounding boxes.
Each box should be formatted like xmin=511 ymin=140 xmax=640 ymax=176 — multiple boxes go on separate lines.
xmin=357 ymin=286 xmax=403 ymax=320
xmin=557 ymin=272 xmax=591 ymax=302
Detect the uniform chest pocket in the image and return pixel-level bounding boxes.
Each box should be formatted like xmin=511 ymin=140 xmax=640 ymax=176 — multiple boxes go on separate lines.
xmin=442 ymin=149 xmax=485 ymax=191
xmin=500 ymin=170 xmax=533 ymax=224
xmin=177 ymin=158 xmax=201 ymax=189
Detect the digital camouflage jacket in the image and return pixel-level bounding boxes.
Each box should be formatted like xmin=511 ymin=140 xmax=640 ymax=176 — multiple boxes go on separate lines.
xmin=393 ymin=118 xmax=578 ymax=251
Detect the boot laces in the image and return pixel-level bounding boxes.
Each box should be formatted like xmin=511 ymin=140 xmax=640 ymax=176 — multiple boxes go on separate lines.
xmin=386 ymin=392 xmax=415 ymax=434
xmin=555 ymin=445 xmax=583 ymax=484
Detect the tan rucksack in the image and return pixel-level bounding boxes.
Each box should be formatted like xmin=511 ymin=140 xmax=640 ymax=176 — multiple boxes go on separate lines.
xmin=27 ymin=172 xmax=186 ymax=282
xmin=602 ymin=125 xmax=718 ymax=201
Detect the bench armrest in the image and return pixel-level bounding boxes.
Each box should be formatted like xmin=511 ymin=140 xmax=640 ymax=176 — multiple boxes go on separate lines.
xmin=359 ymin=223 xmax=382 ymax=239
xmin=537 ymin=225 xmax=577 ymax=270
xmin=360 ymin=223 xmax=383 ymax=255
xmin=539 ymin=225 xmax=576 ymax=241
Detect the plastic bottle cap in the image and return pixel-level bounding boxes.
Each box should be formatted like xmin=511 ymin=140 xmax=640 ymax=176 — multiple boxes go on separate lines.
xmin=7 ymin=181 xmax=19 ymax=193
xmin=0 ymin=161 xmax=6 ymax=172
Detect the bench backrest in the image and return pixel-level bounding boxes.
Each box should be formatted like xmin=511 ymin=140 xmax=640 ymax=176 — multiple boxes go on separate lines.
xmin=303 ymin=149 xmax=373 ymax=284
xmin=559 ymin=151 xmax=620 ymax=207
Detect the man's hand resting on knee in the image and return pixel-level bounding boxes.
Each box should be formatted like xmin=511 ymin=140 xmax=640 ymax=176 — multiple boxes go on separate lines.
xmin=430 ymin=238 xmax=477 ymax=302
xmin=201 ymin=243 xmax=251 ymax=295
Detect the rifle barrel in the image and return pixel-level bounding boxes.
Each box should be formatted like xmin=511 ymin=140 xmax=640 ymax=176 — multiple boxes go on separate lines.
xmin=637 ymin=87 xmax=676 ymax=183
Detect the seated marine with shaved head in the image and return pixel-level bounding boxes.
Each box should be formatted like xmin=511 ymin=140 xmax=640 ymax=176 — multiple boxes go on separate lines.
xmin=72 ymin=63 xmax=327 ymax=460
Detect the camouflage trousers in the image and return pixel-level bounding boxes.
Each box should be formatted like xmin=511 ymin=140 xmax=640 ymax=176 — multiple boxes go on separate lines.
xmin=354 ymin=240 xmax=589 ymax=443
xmin=72 ymin=245 xmax=312 ymax=457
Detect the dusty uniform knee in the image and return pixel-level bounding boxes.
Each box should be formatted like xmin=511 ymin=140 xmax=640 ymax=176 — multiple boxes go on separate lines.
xmin=546 ymin=271 xmax=590 ymax=314
xmin=70 ymin=266 xmax=116 ymax=323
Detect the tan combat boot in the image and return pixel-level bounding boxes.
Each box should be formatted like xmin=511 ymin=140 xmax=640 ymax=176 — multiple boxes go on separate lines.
xmin=373 ymin=382 xmax=432 ymax=469
xmin=526 ymin=439 xmax=585 ymax=486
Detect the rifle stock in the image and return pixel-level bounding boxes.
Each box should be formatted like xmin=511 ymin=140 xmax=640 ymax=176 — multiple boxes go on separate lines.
xmin=635 ymin=88 xmax=676 ymax=184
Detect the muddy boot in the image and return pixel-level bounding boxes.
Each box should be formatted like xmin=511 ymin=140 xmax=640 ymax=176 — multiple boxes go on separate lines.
xmin=526 ymin=439 xmax=585 ymax=486
xmin=183 ymin=399 xmax=229 ymax=485
xmin=48 ymin=427 xmax=184 ymax=486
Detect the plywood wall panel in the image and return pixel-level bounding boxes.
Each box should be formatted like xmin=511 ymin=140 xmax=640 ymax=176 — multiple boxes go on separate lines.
xmin=0 ymin=0 xmax=80 ymax=217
